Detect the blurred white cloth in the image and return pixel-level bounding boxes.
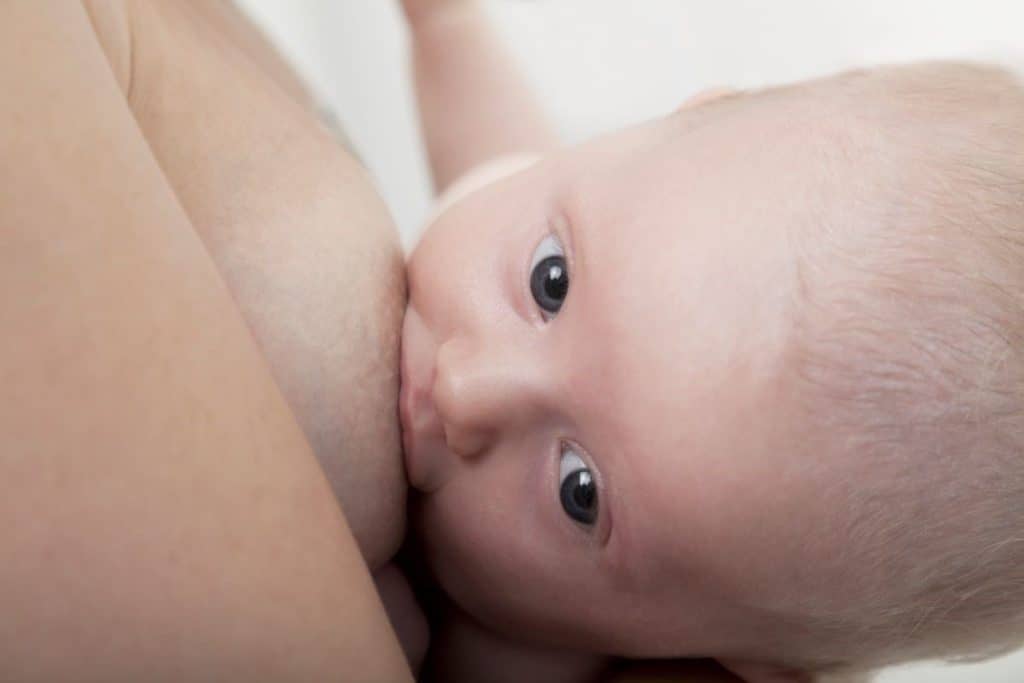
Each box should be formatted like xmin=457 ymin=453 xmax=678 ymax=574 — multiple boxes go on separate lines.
xmin=234 ymin=2 xmax=1024 ymax=680
xmin=236 ymin=0 xmax=1020 ymax=247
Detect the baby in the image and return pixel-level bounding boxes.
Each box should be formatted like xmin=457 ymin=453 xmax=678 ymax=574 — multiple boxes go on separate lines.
xmin=397 ymin=1 xmax=1024 ymax=681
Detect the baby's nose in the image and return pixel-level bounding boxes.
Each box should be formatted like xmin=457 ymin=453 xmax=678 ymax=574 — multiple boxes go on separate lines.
xmin=432 ymin=337 xmax=540 ymax=458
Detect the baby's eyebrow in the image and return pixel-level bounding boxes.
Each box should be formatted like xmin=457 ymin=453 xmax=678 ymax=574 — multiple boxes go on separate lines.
xmin=550 ymin=193 xmax=587 ymax=282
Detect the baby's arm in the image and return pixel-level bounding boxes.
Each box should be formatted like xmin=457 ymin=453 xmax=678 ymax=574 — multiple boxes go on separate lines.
xmin=401 ymin=0 xmax=558 ymax=191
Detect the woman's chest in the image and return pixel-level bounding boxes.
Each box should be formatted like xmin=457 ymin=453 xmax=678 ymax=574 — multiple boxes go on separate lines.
xmin=89 ymin=0 xmax=410 ymax=569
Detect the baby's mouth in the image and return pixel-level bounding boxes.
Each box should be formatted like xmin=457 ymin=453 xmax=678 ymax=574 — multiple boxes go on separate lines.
xmin=398 ymin=329 xmax=420 ymax=483
xmin=399 ymin=307 xmax=447 ymax=493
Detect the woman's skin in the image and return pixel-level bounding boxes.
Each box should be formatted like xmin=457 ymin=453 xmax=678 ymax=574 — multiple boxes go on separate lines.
xmin=1 ymin=2 xmax=409 ymax=680
xmin=85 ymin=0 xmax=408 ymax=571
xmin=0 ymin=1 xmax=794 ymax=680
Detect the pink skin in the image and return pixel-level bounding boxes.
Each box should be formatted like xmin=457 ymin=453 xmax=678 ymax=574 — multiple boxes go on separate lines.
xmin=401 ymin=101 xmax=843 ymax=673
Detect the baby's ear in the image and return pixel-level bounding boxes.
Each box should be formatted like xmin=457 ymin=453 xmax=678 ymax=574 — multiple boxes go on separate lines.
xmin=719 ymin=659 xmax=815 ymax=683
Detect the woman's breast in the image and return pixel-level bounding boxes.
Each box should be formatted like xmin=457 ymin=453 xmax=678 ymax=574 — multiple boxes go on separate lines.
xmin=88 ymin=0 xmax=409 ymax=569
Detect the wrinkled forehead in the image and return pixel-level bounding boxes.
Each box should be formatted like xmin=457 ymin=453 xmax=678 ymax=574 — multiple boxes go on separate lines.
xmin=564 ymin=91 xmax=849 ymax=222
xmin=560 ymin=98 xmax=819 ymax=423
xmin=561 ymin=90 xmax=863 ymax=393
xmin=556 ymin=102 xmax=848 ymax=601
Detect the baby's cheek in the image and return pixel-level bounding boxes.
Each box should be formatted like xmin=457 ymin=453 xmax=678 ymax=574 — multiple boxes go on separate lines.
xmin=430 ymin=155 xmax=542 ymax=220
xmin=418 ymin=486 xmax=544 ymax=630
xmin=418 ymin=482 xmax=609 ymax=649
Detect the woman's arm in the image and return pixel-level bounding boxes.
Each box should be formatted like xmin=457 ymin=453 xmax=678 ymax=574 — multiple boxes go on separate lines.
xmin=0 ymin=4 xmax=409 ymax=680
xmin=402 ymin=0 xmax=559 ymax=191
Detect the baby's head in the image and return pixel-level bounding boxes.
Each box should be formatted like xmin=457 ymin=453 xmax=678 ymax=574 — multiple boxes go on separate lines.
xmin=400 ymin=62 xmax=1024 ymax=678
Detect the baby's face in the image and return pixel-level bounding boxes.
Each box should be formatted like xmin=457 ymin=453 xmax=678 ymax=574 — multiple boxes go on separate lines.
xmin=402 ymin=100 xmax=847 ymax=660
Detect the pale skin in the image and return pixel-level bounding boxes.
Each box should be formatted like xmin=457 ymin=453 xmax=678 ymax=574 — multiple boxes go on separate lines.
xmin=0 ymin=2 xmax=733 ymax=679
xmin=0 ymin=2 xmax=841 ymax=681
xmin=2 ymin=1 xmax=415 ymax=679
xmin=401 ymin=1 xmax=849 ymax=682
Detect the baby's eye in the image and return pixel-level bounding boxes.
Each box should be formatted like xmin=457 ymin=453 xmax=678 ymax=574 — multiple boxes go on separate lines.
xmin=558 ymin=446 xmax=597 ymax=525
xmin=529 ymin=234 xmax=569 ymax=320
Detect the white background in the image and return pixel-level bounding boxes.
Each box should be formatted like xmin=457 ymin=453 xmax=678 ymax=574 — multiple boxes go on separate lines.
xmin=235 ymin=2 xmax=1024 ymax=680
